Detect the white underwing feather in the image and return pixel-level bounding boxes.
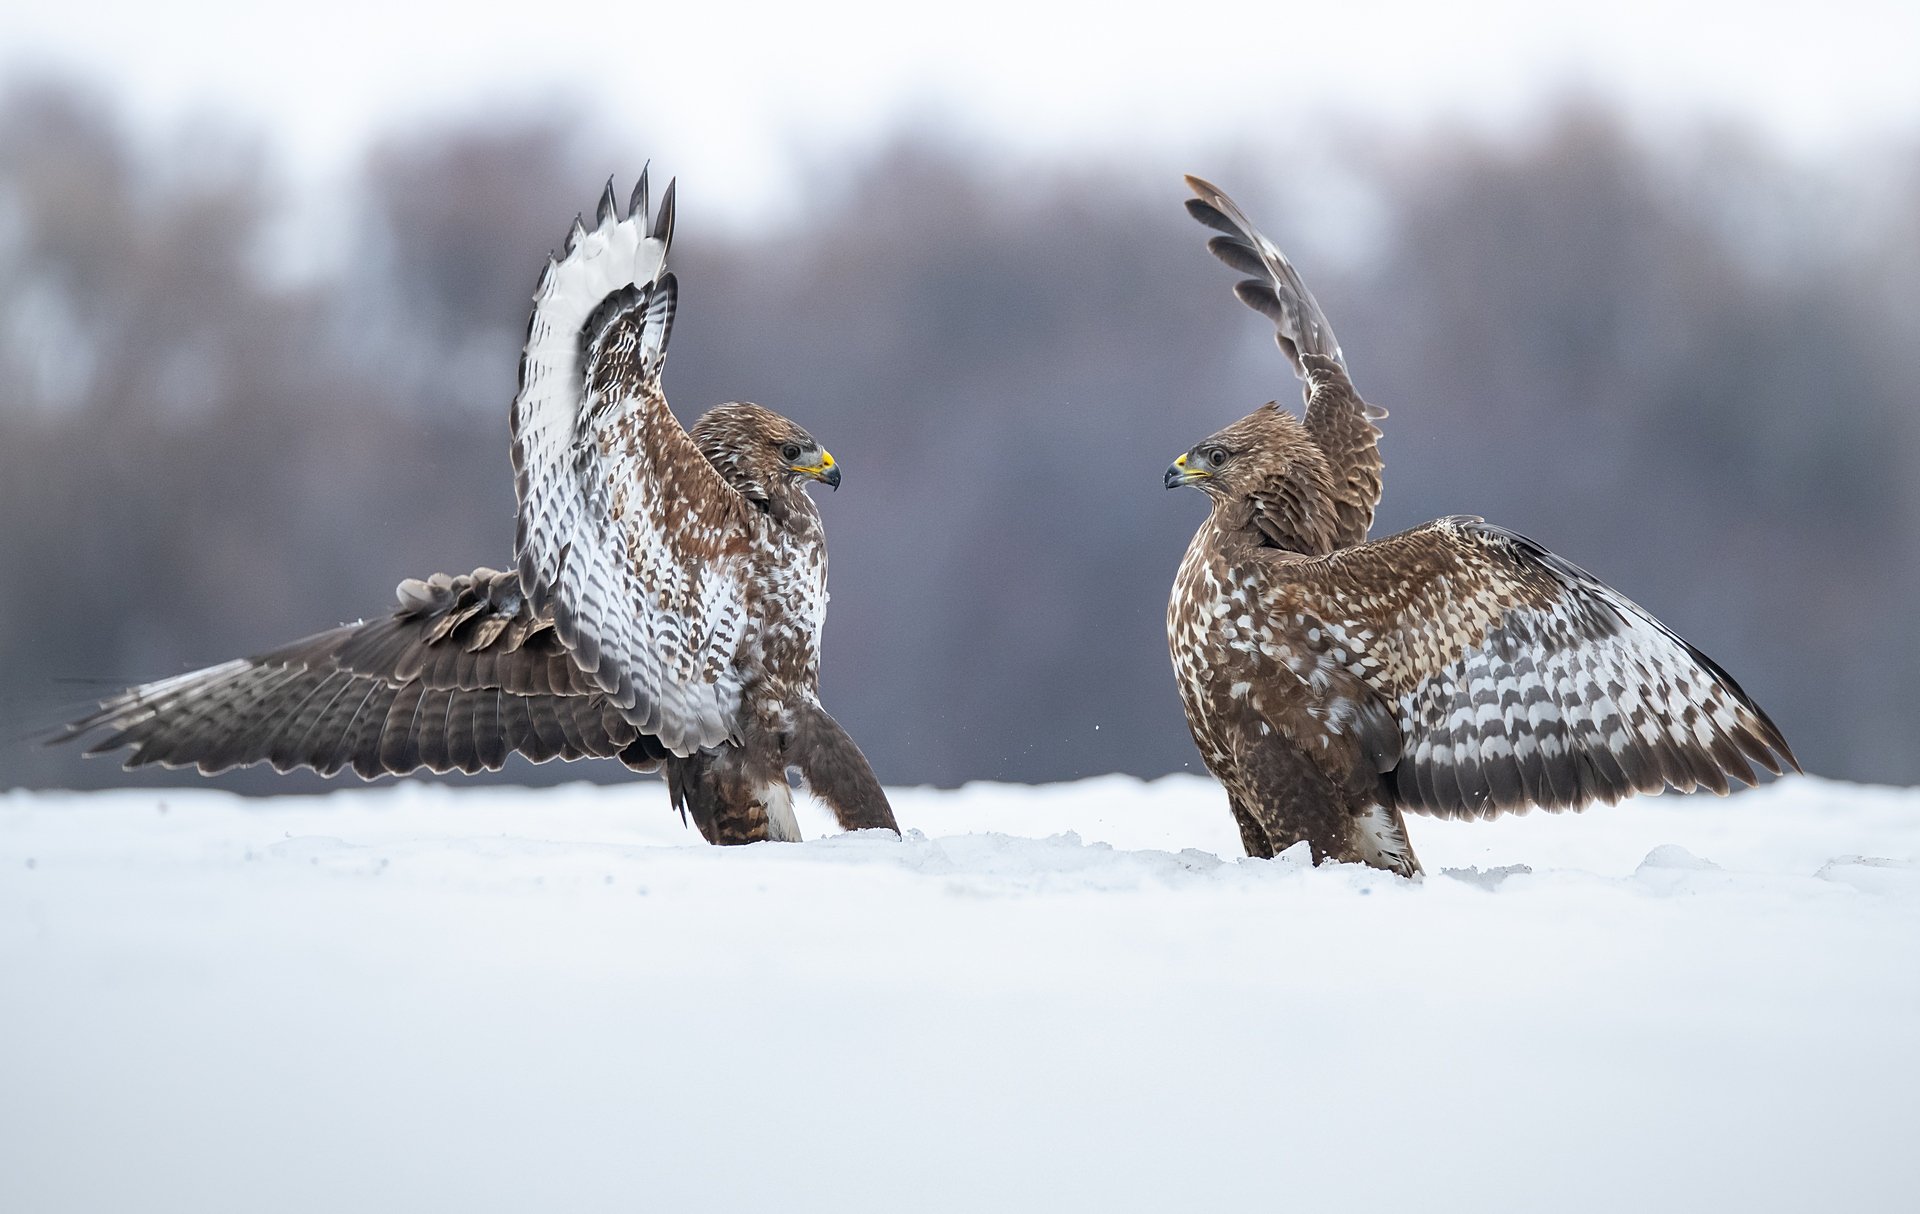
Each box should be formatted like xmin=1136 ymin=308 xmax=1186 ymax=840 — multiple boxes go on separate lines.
xmin=510 ymin=178 xmax=752 ymax=756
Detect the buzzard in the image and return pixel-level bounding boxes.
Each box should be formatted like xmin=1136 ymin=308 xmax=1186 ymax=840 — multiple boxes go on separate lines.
xmin=61 ymin=172 xmax=897 ymax=845
xmin=1165 ymin=175 xmax=1797 ymax=876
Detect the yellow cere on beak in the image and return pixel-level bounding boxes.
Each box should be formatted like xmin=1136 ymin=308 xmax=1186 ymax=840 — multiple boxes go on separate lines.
xmin=1165 ymin=451 xmax=1210 ymax=489
xmin=792 ymin=448 xmax=841 ymax=489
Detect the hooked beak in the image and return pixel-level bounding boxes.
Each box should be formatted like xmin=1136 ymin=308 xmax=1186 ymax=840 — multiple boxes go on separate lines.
xmin=792 ymin=448 xmax=841 ymax=490
xmin=1165 ymin=451 xmax=1209 ymax=489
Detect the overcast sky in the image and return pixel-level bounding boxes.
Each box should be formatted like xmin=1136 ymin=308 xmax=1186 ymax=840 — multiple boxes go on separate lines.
xmin=6 ymin=0 xmax=1918 ymax=217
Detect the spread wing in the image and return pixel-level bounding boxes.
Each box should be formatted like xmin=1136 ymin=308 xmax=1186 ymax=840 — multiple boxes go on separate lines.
xmin=1258 ymin=517 xmax=1798 ymax=819
xmin=57 ymin=568 xmax=660 ymax=777
xmin=1185 ymin=175 xmax=1383 ymax=547
xmin=511 ymin=174 xmax=756 ymax=757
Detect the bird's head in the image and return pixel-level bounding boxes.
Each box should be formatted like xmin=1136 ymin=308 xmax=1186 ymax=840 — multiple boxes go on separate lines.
xmin=693 ymin=402 xmax=841 ymax=506
xmin=1165 ymin=404 xmax=1344 ymax=554
xmin=1164 ymin=404 xmax=1316 ymax=501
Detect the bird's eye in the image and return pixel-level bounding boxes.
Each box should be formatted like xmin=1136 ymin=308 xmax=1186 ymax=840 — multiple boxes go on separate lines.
xmin=781 ymin=443 xmax=803 ymax=462
xmin=1207 ymin=447 xmax=1228 ymax=468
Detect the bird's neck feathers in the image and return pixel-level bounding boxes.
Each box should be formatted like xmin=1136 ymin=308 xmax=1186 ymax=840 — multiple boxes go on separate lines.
xmin=1209 ymin=494 xmax=1264 ymax=538
xmin=697 ymin=439 xmax=762 ymax=497
xmin=1214 ymin=464 xmax=1342 ymax=557
xmin=694 ymin=440 xmax=814 ymax=527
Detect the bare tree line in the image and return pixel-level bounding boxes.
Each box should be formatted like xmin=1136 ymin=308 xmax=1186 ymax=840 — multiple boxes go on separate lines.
xmin=4 ymin=78 xmax=1914 ymax=793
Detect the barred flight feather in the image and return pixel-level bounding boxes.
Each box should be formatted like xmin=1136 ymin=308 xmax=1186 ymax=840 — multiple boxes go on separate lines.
xmin=60 ymin=568 xmax=641 ymax=778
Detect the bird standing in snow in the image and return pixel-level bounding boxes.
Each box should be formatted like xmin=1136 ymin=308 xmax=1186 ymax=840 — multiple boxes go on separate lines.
xmin=1165 ymin=175 xmax=1796 ymax=875
xmin=61 ymin=172 xmax=897 ymax=845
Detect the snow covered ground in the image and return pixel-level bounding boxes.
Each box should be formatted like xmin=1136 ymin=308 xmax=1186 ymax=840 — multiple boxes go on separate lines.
xmin=3 ymin=774 xmax=1916 ymax=1213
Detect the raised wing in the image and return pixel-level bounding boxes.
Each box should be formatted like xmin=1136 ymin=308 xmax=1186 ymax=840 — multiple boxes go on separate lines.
xmin=1185 ymin=174 xmax=1345 ymax=375
xmin=1185 ymin=175 xmax=1383 ymax=547
xmin=1263 ymin=517 xmax=1798 ymax=819
xmin=511 ymin=173 xmax=756 ymax=757
xmin=57 ymin=568 xmax=658 ymax=777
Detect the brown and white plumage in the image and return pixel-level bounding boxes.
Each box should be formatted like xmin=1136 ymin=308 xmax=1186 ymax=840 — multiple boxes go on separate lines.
xmin=61 ymin=173 xmax=897 ymax=845
xmin=1167 ymin=175 xmax=1796 ymax=875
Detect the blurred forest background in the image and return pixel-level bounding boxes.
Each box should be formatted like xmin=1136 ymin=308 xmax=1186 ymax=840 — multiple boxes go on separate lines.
xmin=3 ymin=74 xmax=1916 ymax=793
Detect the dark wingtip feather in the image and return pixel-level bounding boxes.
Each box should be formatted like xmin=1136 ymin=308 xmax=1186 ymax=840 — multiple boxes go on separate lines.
xmin=1207 ymin=234 xmax=1268 ymax=278
xmin=1670 ymin=630 xmax=1802 ymax=781
xmin=596 ymin=177 xmax=619 ymax=226
xmin=653 ymin=178 xmax=677 ymax=246
xmin=45 ymin=718 xmax=97 ymax=749
xmin=630 ymin=163 xmax=651 ymax=226
xmin=1232 ymin=281 xmax=1304 ymax=368
xmin=1756 ymin=712 xmax=1801 ymax=774
xmin=1184 ymin=196 xmax=1238 ymax=236
xmin=1233 ymin=279 xmax=1288 ymax=325
xmin=84 ymin=732 xmax=132 ymax=758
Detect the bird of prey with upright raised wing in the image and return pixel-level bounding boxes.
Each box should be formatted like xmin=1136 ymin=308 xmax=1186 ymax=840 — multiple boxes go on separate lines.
xmin=61 ymin=171 xmax=898 ymax=845
xmin=1164 ymin=175 xmax=1796 ymax=876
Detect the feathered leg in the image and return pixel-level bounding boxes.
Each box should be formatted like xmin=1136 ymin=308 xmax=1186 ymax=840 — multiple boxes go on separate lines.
xmin=1231 ymin=727 xmax=1419 ymax=874
xmin=1231 ymin=732 xmax=1350 ymax=864
xmin=664 ymin=750 xmax=801 ymax=845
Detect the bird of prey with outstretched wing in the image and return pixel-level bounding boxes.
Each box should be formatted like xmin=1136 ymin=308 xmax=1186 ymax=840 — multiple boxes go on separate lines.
xmin=1165 ymin=175 xmax=1796 ymax=875
xmin=60 ymin=172 xmax=897 ymax=845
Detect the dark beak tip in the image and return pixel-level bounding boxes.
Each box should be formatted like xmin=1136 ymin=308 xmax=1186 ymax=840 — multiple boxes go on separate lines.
xmin=825 ymin=467 xmax=842 ymax=490
xmin=1163 ymin=465 xmax=1183 ymax=490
